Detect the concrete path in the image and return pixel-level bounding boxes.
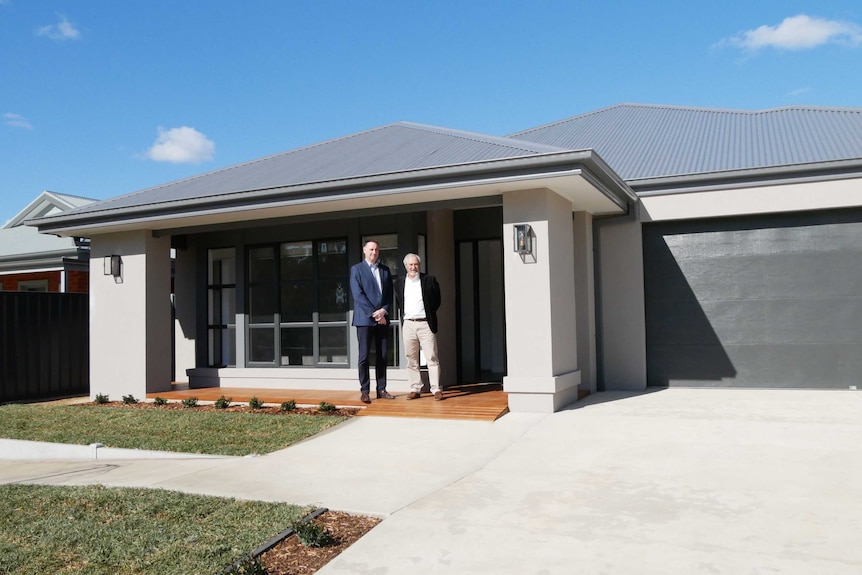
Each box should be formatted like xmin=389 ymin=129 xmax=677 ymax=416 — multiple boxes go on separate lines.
xmin=2 ymin=388 xmax=861 ymax=574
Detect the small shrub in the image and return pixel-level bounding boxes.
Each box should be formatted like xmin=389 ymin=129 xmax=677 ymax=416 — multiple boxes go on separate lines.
xmin=153 ymin=396 xmax=167 ymax=406
xmin=248 ymin=396 xmax=264 ymax=410
xmin=223 ymin=554 xmax=268 ymax=574
xmin=280 ymin=400 xmax=297 ymax=412
xmin=291 ymin=519 xmax=334 ymax=548
xmin=214 ymin=395 xmax=232 ymax=409
xmin=122 ymin=394 xmax=138 ymax=405
xmin=318 ymin=401 xmax=336 ymax=413
xmin=181 ymin=397 xmax=199 ymax=409
xmin=94 ymin=393 xmax=109 ymax=404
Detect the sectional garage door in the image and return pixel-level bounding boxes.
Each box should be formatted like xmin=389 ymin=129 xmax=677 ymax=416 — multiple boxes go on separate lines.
xmin=643 ymin=209 xmax=862 ymax=389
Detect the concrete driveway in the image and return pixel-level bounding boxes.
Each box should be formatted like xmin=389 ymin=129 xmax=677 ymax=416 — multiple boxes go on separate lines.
xmin=2 ymin=388 xmax=861 ymax=574
xmin=317 ymin=388 xmax=862 ymax=574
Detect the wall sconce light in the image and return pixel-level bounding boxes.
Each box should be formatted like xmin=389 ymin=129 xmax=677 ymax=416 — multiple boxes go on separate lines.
xmin=103 ymin=255 xmax=121 ymax=277
xmin=513 ymin=224 xmax=533 ymax=255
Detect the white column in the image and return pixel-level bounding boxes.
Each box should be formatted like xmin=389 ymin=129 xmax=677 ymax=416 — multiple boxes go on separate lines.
xmin=90 ymin=231 xmax=172 ymax=401
xmin=427 ymin=209 xmax=457 ymax=388
xmin=503 ymin=188 xmax=581 ymax=412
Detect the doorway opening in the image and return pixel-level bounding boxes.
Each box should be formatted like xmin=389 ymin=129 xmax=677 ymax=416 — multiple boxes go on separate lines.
xmin=456 ymin=239 xmax=506 ymax=383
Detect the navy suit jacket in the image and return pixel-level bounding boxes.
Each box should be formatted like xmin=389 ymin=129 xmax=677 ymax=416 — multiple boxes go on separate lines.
xmin=350 ymin=260 xmax=393 ymax=327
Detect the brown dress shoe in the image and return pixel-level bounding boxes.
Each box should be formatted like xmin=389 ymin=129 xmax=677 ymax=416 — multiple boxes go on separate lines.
xmin=434 ymin=391 xmax=443 ymax=401
xmin=360 ymin=393 xmax=371 ymax=404
xmin=407 ymin=392 xmax=421 ymax=400
xmin=377 ymin=391 xmax=395 ymax=399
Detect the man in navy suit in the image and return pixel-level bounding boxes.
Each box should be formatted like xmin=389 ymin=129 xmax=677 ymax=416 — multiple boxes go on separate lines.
xmin=350 ymin=239 xmax=395 ymax=404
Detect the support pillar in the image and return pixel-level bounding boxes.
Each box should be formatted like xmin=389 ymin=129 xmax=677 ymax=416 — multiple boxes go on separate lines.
xmin=90 ymin=231 xmax=172 ymax=400
xmin=503 ymin=189 xmax=580 ymax=412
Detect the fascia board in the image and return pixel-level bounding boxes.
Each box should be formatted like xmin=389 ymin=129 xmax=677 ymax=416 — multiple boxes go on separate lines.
xmin=632 ymin=158 xmax=862 ymax=196
xmin=32 ymin=150 xmax=634 ymax=236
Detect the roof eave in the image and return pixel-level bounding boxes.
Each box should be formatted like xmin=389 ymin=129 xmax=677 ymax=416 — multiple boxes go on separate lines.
xmin=631 ymin=158 xmax=862 ymax=195
xmin=32 ymin=151 xmax=636 ymax=236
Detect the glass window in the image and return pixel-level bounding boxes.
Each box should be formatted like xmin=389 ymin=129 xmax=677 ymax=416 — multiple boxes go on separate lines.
xmin=247 ymin=238 xmax=348 ymax=367
xmin=281 ymin=241 xmax=313 ymax=280
xmin=207 ymin=248 xmax=236 ymax=367
xmin=280 ymin=327 xmax=313 ymax=366
xmin=249 ymin=247 xmax=275 ymax=283
xmin=318 ymin=239 xmax=348 ymax=278
xmin=249 ymin=328 xmax=275 ymax=363
xmin=18 ymin=280 xmax=49 ymax=292
xmin=318 ymin=325 xmax=348 ymax=364
xmin=281 ymin=281 xmax=313 ymax=322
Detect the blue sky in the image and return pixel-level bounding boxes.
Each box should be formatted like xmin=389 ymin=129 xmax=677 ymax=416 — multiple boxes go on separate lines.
xmin=2 ymin=1 xmax=861 ymax=224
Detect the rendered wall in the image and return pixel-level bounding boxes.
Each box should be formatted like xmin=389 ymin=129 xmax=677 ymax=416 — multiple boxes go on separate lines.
xmin=503 ymin=188 xmax=581 ymax=412
xmin=595 ymin=211 xmax=647 ymax=391
xmin=427 ymin=209 xmax=457 ymax=388
xmin=90 ymin=231 xmax=172 ymax=400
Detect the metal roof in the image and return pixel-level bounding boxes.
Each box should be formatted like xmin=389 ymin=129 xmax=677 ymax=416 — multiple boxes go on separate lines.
xmin=509 ymin=103 xmax=862 ymax=182
xmin=53 ymin=122 xmax=567 ymax=219
xmin=4 ymin=190 xmax=96 ymax=229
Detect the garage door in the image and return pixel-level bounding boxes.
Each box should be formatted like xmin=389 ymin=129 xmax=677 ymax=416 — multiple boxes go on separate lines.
xmin=643 ymin=209 xmax=862 ymax=389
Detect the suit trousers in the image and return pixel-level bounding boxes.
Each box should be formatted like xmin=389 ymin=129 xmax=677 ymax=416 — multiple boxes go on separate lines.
xmin=402 ymin=319 xmax=440 ymax=394
xmin=356 ymin=324 xmax=388 ymax=394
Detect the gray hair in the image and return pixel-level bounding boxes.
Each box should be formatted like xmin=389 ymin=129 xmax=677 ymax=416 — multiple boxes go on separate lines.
xmin=402 ymin=253 xmax=421 ymax=266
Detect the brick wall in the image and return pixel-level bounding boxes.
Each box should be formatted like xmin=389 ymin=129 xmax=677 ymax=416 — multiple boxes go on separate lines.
xmin=0 ymin=270 xmax=90 ymax=293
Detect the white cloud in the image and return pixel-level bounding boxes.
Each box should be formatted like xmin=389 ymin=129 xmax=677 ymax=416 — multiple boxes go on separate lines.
xmin=4 ymin=112 xmax=33 ymax=129
xmin=145 ymin=126 xmax=215 ymax=164
xmin=721 ymin=14 xmax=862 ymax=51
xmin=36 ymin=15 xmax=81 ymax=41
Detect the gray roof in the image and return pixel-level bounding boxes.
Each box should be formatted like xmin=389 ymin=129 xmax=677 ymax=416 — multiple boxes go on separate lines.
xmin=5 ymin=190 xmax=96 ymax=228
xmin=29 ymin=103 xmax=862 ymax=233
xmin=54 ymin=122 xmax=568 ymax=219
xmin=0 ymin=191 xmax=89 ymax=268
xmin=509 ymin=103 xmax=862 ymax=183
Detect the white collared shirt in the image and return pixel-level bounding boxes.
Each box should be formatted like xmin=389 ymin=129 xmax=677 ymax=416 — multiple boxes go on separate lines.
xmin=368 ymin=261 xmax=382 ymax=293
xmin=403 ymin=274 xmax=426 ymax=319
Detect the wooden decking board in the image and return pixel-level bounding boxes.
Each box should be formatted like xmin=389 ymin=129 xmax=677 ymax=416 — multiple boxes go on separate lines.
xmin=146 ymin=383 xmax=508 ymax=422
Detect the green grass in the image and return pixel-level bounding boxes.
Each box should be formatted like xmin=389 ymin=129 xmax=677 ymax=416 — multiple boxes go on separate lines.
xmin=0 ymin=404 xmax=348 ymax=456
xmin=0 ymin=484 xmax=309 ymax=575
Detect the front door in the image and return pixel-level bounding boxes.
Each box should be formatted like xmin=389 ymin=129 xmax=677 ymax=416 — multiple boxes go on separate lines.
xmin=456 ymin=239 xmax=506 ymax=383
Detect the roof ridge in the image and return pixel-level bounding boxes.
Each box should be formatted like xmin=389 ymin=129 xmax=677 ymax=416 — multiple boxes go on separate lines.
xmin=395 ymin=121 xmax=567 ymax=154
xmin=510 ymin=103 xmax=862 ymax=138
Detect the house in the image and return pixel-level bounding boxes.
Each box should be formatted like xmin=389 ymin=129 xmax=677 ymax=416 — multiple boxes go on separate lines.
xmin=1 ymin=191 xmax=95 ymax=293
xmin=29 ymin=104 xmax=862 ymax=412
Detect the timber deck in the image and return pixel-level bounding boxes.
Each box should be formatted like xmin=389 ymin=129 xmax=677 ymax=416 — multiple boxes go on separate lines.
xmin=146 ymin=382 xmax=509 ymax=422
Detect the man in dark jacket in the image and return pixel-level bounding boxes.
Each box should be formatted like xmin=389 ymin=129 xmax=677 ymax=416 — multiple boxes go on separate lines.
xmin=350 ymin=239 xmax=394 ymax=404
xmin=394 ymin=253 xmax=443 ymax=400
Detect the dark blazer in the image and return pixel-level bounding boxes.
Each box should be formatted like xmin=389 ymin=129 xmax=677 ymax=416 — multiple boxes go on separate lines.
xmin=350 ymin=260 xmax=393 ymax=327
xmin=394 ymin=273 xmax=441 ymax=334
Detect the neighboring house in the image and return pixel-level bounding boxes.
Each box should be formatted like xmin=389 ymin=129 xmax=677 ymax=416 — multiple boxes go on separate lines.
xmin=29 ymin=104 xmax=862 ymax=412
xmin=1 ymin=191 xmax=95 ymax=293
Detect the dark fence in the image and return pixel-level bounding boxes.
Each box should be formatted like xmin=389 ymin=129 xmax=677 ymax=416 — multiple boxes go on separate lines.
xmin=0 ymin=291 xmax=89 ymax=403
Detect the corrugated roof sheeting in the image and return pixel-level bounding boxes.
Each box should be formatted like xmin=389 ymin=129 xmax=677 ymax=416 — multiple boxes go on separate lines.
xmin=510 ymin=104 xmax=862 ymax=181
xmin=66 ymin=123 xmax=566 ymax=216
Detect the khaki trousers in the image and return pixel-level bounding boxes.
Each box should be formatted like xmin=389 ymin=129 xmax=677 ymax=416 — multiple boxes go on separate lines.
xmin=402 ymin=319 xmax=440 ymax=394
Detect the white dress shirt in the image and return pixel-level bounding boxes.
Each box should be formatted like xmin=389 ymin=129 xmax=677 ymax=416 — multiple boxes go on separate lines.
xmin=403 ymin=274 xmax=426 ymax=319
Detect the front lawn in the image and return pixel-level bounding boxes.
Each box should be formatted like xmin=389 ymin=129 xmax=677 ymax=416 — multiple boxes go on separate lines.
xmin=0 ymin=404 xmax=349 ymax=456
xmin=0 ymin=484 xmax=308 ymax=575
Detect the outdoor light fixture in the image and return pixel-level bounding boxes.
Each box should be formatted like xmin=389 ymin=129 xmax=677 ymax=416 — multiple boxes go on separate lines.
xmin=103 ymin=255 xmax=121 ymax=277
xmin=513 ymin=224 xmax=533 ymax=255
